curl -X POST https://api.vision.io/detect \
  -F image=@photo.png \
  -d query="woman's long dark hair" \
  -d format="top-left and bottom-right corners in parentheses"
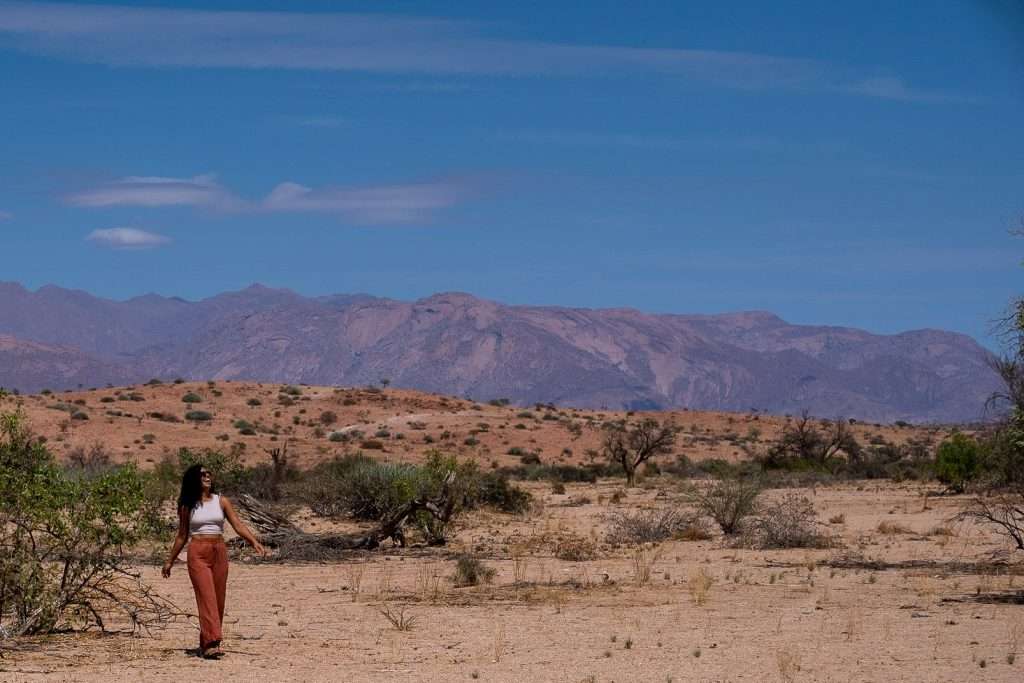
top-left (178, 463), bottom-right (216, 511)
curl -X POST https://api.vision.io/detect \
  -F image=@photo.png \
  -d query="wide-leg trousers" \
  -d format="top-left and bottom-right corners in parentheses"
top-left (187, 537), bottom-right (229, 651)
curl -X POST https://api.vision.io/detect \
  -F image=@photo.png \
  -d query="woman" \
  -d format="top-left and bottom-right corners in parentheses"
top-left (162, 464), bottom-right (267, 659)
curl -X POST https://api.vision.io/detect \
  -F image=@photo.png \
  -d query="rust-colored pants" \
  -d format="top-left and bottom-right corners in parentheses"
top-left (187, 537), bottom-right (229, 651)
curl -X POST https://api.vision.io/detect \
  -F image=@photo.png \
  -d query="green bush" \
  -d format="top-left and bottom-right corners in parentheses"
top-left (181, 392), bottom-right (202, 404)
top-left (0, 412), bottom-right (165, 635)
top-left (185, 410), bottom-right (213, 422)
top-left (936, 433), bottom-right (981, 493)
top-left (297, 452), bottom-right (531, 542)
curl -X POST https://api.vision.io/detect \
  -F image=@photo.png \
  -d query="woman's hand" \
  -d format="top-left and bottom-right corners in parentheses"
top-left (162, 561), bottom-right (173, 578)
top-left (252, 540), bottom-right (269, 557)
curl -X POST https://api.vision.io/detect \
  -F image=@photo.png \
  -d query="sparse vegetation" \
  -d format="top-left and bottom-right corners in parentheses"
top-left (689, 477), bottom-right (761, 535)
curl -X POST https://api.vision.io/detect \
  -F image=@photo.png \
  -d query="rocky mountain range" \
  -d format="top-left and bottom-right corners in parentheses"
top-left (0, 281), bottom-right (1001, 423)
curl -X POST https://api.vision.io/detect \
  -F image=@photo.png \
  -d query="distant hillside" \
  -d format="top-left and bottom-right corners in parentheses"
top-left (0, 282), bottom-right (1001, 422)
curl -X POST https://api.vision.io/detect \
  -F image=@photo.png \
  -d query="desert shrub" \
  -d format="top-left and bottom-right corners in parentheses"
top-left (935, 433), bottom-right (981, 493)
top-left (66, 442), bottom-right (113, 475)
top-left (299, 454), bottom-right (419, 520)
top-left (71, 411), bottom-right (89, 421)
top-left (185, 410), bottom-right (213, 422)
top-left (689, 478), bottom-right (762, 535)
top-left (298, 452), bottom-right (530, 542)
top-left (319, 411), bottom-right (338, 426)
top-left (477, 472), bottom-right (532, 514)
top-left (281, 385), bottom-right (302, 396)
top-left (235, 452), bottom-right (301, 502)
top-left (247, 398), bottom-right (262, 407)
top-left (551, 481), bottom-right (566, 494)
top-left (501, 463), bottom-right (602, 483)
top-left (328, 431), bottom-right (347, 443)
top-left (361, 439), bottom-right (385, 450)
top-left (605, 508), bottom-right (712, 545)
top-left (554, 536), bottom-right (598, 561)
top-left (0, 412), bottom-right (171, 636)
top-left (451, 555), bottom-right (496, 586)
top-left (743, 493), bottom-right (828, 549)
top-left (181, 392), bottom-right (202, 404)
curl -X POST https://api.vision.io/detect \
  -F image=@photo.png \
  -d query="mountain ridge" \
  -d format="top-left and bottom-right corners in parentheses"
top-left (0, 282), bottom-right (1000, 423)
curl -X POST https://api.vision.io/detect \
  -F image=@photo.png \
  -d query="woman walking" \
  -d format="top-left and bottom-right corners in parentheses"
top-left (162, 464), bottom-right (267, 659)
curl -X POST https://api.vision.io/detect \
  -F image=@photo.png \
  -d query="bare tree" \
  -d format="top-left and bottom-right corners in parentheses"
top-left (771, 411), bottom-right (860, 466)
top-left (603, 418), bottom-right (676, 486)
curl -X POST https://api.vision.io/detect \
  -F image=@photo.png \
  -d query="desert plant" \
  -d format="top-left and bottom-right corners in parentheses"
top-left (604, 508), bottom-right (710, 545)
top-left (602, 419), bottom-right (676, 486)
top-left (687, 566), bottom-right (714, 606)
top-left (181, 392), bottom-right (202, 404)
top-left (0, 412), bottom-right (175, 637)
top-left (66, 442), bottom-right (113, 475)
top-left (378, 603), bottom-right (416, 631)
top-left (935, 432), bottom-right (981, 493)
top-left (744, 493), bottom-right (828, 549)
top-left (689, 478), bottom-right (761, 535)
top-left (452, 555), bottom-right (496, 586)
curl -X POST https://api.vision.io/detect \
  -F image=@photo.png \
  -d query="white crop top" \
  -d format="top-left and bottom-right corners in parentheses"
top-left (189, 495), bottom-right (225, 536)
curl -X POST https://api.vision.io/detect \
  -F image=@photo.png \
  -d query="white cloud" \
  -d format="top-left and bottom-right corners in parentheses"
top-left (838, 77), bottom-right (980, 104)
top-left (68, 174), bottom-right (239, 210)
top-left (0, 2), bottom-right (967, 101)
top-left (262, 181), bottom-right (463, 223)
top-left (69, 174), bottom-right (465, 224)
top-left (87, 227), bottom-right (171, 249)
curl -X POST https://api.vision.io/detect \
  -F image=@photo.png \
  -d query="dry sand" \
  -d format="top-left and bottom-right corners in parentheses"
top-left (3, 481), bottom-right (1022, 682)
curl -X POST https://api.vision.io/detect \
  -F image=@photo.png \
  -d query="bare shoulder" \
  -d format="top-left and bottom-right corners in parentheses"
top-left (219, 494), bottom-right (233, 509)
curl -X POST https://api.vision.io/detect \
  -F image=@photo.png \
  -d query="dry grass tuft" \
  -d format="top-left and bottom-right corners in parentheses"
top-left (346, 563), bottom-right (365, 602)
top-left (688, 566), bottom-right (714, 606)
top-left (877, 521), bottom-right (913, 535)
top-left (632, 546), bottom-right (663, 586)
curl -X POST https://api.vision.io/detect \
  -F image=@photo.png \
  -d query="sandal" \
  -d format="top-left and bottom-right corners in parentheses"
top-left (202, 646), bottom-right (225, 659)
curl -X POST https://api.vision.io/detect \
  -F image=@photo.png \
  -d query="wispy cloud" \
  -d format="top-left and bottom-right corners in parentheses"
top-left (87, 227), bottom-right (171, 249)
top-left (68, 174), bottom-right (239, 210)
top-left (0, 210), bottom-right (11, 221)
top-left (68, 174), bottom-right (465, 224)
top-left (0, 2), bottom-right (966, 102)
top-left (262, 181), bottom-right (463, 224)
top-left (838, 77), bottom-right (981, 104)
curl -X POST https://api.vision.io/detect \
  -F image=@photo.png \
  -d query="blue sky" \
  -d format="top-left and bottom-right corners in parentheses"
top-left (0, 1), bottom-right (1021, 346)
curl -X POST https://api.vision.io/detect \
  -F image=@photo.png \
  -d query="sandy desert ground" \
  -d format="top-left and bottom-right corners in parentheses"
top-left (1, 384), bottom-right (1019, 682)
top-left (3, 481), bottom-right (1023, 682)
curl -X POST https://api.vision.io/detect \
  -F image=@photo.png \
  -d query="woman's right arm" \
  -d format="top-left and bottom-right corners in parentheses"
top-left (162, 506), bottom-right (190, 578)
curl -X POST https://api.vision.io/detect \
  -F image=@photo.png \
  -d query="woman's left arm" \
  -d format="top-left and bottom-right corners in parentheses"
top-left (221, 496), bottom-right (268, 557)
